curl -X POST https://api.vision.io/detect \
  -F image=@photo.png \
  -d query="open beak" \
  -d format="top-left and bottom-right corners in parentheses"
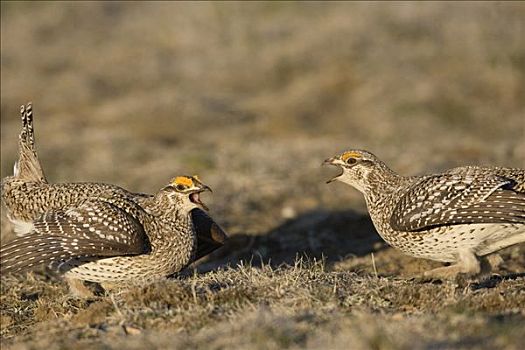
top-left (323, 157), bottom-right (344, 184)
top-left (189, 185), bottom-right (212, 211)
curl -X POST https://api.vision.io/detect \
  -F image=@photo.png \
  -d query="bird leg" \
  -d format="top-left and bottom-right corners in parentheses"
top-left (100, 281), bottom-right (120, 293)
top-left (423, 249), bottom-right (480, 280)
top-left (65, 277), bottom-right (95, 298)
top-left (479, 253), bottom-right (504, 275)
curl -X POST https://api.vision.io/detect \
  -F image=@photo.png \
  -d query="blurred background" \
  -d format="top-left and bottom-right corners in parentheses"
top-left (1, 2), bottom-right (524, 269)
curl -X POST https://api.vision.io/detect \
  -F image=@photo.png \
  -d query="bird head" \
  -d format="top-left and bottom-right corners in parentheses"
top-left (323, 149), bottom-right (382, 193)
top-left (160, 175), bottom-right (212, 211)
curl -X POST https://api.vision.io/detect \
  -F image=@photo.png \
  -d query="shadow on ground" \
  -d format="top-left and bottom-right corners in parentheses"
top-left (470, 273), bottom-right (525, 290)
top-left (195, 209), bottom-right (386, 272)
top-left (193, 210), bottom-right (525, 283)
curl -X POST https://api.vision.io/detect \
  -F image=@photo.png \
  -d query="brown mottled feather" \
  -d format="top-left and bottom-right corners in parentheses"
top-left (390, 171), bottom-right (525, 232)
top-left (0, 200), bottom-right (151, 274)
top-left (33, 200), bottom-right (150, 250)
top-left (0, 234), bottom-right (140, 274)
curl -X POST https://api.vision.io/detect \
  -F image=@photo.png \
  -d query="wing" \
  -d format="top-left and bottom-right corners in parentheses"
top-left (390, 171), bottom-right (525, 232)
top-left (0, 200), bottom-right (150, 274)
top-left (480, 167), bottom-right (525, 193)
top-left (191, 208), bottom-right (228, 261)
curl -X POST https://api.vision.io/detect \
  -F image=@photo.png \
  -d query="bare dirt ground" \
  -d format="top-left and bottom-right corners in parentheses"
top-left (1, 2), bottom-right (524, 349)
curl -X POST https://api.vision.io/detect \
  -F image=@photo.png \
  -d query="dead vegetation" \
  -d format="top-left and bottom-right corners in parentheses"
top-left (1, 258), bottom-right (524, 349)
top-left (1, 2), bottom-right (524, 349)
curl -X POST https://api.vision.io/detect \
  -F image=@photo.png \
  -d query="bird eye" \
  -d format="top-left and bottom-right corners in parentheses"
top-left (175, 184), bottom-right (187, 191)
top-left (346, 157), bottom-right (357, 165)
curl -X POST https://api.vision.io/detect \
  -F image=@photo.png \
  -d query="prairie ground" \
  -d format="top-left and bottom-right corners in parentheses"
top-left (1, 2), bottom-right (524, 349)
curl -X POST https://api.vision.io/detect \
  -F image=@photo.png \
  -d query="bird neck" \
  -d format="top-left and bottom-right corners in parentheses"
top-left (140, 194), bottom-right (195, 262)
top-left (141, 194), bottom-right (187, 220)
top-left (362, 163), bottom-right (405, 206)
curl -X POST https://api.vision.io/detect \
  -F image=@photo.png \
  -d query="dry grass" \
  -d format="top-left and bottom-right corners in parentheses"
top-left (2, 260), bottom-right (525, 350)
top-left (1, 2), bottom-right (524, 349)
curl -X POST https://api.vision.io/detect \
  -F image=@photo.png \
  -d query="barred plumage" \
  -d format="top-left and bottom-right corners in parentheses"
top-left (13, 102), bottom-right (46, 183)
top-left (325, 149), bottom-right (525, 279)
top-left (390, 172), bottom-right (525, 231)
top-left (1, 103), bottom-right (227, 295)
top-left (0, 234), bottom-right (135, 274)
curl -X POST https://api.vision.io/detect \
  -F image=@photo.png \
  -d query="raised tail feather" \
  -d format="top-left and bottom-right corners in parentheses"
top-left (14, 102), bottom-right (46, 183)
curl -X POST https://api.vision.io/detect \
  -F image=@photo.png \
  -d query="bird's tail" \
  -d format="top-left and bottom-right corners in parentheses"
top-left (13, 102), bottom-right (47, 183)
